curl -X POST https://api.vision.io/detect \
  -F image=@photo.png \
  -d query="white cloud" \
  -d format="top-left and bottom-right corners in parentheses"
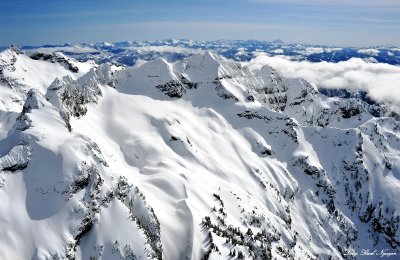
top-left (31, 46), bottom-right (98, 54)
top-left (271, 49), bottom-right (284, 54)
top-left (302, 47), bottom-right (324, 55)
top-left (357, 49), bottom-right (380, 56)
top-left (129, 46), bottom-right (204, 55)
top-left (249, 55), bottom-right (400, 104)
top-left (235, 47), bottom-right (247, 56)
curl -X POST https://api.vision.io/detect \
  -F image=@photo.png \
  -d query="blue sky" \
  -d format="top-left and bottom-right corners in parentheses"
top-left (1, 0), bottom-right (399, 47)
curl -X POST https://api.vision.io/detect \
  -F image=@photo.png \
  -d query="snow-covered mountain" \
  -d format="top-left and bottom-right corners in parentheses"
top-left (0, 47), bottom-right (399, 259)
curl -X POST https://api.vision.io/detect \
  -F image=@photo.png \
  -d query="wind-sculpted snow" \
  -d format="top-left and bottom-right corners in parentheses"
top-left (0, 48), bottom-right (399, 259)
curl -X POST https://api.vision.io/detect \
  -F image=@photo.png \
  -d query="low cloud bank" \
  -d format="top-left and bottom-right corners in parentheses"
top-left (130, 46), bottom-right (204, 55)
top-left (249, 55), bottom-right (400, 105)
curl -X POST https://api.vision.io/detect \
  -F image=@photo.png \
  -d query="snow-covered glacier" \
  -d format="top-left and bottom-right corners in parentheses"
top-left (0, 47), bottom-right (399, 259)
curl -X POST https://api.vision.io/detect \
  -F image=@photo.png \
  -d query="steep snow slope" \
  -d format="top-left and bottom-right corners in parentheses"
top-left (0, 50), bottom-right (399, 259)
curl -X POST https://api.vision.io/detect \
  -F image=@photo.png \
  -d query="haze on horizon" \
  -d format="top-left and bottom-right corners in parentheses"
top-left (1, 0), bottom-right (399, 47)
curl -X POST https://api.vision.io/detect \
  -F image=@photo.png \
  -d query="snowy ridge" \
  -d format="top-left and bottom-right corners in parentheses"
top-left (1, 81), bottom-right (162, 259)
top-left (0, 49), bottom-right (399, 259)
top-left (0, 48), bottom-right (92, 112)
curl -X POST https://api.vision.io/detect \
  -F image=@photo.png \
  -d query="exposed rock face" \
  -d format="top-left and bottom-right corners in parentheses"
top-left (30, 51), bottom-right (79, 73)
top-left (155, 75), bottom-right (197, 98)
top-left (45, 66), bottom-right (105, 130)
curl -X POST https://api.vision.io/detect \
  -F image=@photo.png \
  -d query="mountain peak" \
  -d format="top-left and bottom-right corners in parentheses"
top-left (272, 39), bottom-right (285, 45)
top-left (0, 47), bottom-right (19, 66)
top-left (22, 89), bottom-right (46, 112)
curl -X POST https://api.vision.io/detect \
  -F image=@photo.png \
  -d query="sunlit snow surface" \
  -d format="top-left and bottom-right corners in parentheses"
top-left (0, 46), bottom-right (399, 259)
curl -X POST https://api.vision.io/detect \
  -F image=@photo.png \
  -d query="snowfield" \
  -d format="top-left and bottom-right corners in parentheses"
top-left (0, 47), bottom-right (399, 259)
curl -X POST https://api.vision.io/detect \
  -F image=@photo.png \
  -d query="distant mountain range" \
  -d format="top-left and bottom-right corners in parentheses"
top-left (3, 39), bottom-right (399, 66)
